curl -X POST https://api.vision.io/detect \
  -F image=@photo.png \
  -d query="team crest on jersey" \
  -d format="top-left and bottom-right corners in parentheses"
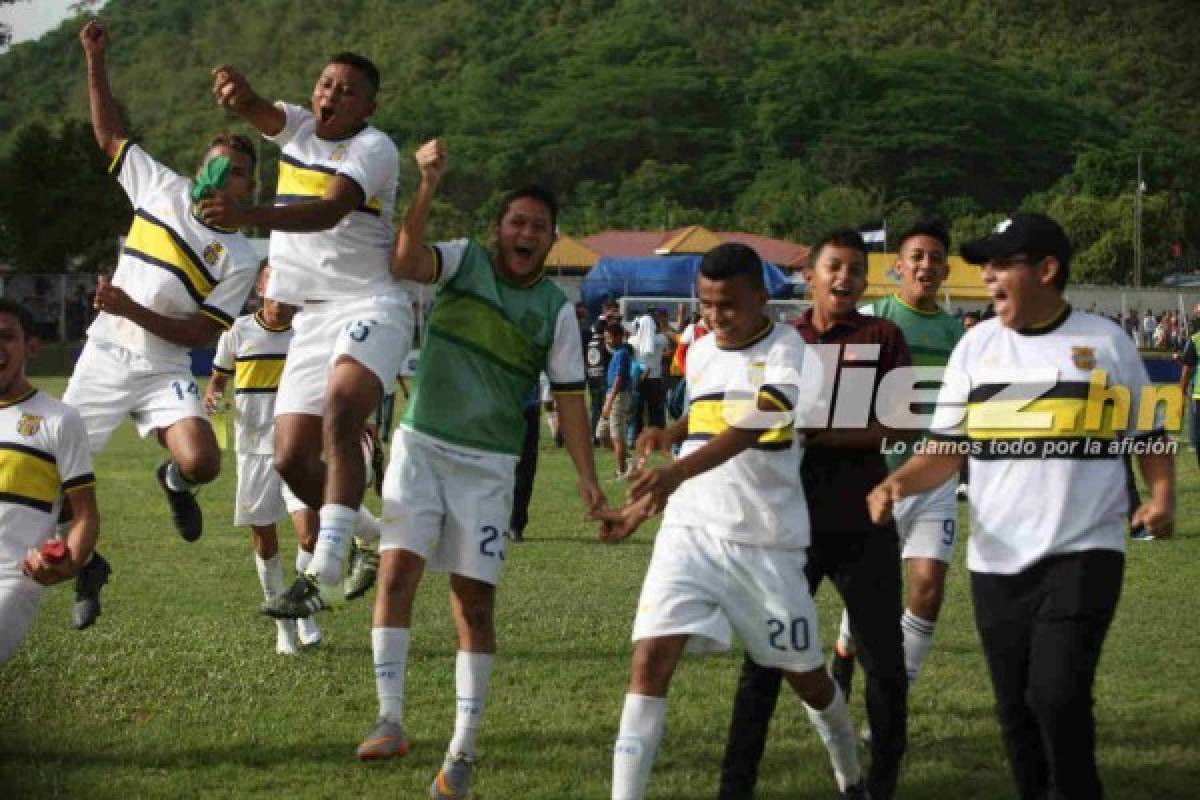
top-left (16, 413), bottom-right (42, 436)
top-left (330, 144), bottom-right (348, 162)
top-left (203, 241), bottom-right (225, 266)
top-left (1071, 346), bottom-right (1097, 370)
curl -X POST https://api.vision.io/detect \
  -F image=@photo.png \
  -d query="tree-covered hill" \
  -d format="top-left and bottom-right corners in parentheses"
top-left (1, 0), bottom-right (1197, 282)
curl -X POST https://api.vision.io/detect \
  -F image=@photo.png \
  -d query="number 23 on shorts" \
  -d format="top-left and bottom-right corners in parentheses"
top-left (480, 525), bottom-right (506, 560)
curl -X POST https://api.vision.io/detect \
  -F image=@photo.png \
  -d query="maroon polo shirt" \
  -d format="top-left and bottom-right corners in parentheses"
top-left (793, 308), bottom-right (911, 535)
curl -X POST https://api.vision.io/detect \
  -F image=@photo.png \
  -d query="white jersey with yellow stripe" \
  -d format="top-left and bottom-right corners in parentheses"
top-left (87, 141), bottom-right (259, 369)
top-left (663, 322), bottom-right (815, 549)
top-left (0, 389), bottom-right (95, 577)
top-left (263, 102), bottom-right (408, 304)
top-left (212, 312), bottom-right (293, 455)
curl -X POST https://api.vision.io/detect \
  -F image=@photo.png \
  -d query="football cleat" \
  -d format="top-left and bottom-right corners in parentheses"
top-left (355, 717), bottom-right (410, 761)
top-left (72, 552), bottom-right (111, 630)
top-left (344, 544), bottom-right (379, 601)
top-left (155, 461), bottom-right (203, 542)
top-left (261, 574), bottom-right (328, 619)
top-left (430, 752), bottom-right (474, 799)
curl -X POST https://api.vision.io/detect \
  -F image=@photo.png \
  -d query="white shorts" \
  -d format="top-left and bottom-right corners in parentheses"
top-left (234, 453), bottom-right (286, 526)
top-left (632, 525), bottom-right (825, 673)
top-left (63, 340), bottom-right (207, 453)
top-left (894, 479), bottom-right (958, 562)
top-left (380, 427), bottom-right (516, 586)
top-left (275, 295), bottom-right (413, 417)
top-left (0, 572), bottom-right (42, 665)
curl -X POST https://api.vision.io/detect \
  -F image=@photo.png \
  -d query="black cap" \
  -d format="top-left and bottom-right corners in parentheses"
top-left (960, 212), bottom-right (1071, 266)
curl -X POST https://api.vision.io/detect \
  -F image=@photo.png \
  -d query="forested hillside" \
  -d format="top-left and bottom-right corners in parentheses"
top-left (1, 0), bottom-right (1197, 282)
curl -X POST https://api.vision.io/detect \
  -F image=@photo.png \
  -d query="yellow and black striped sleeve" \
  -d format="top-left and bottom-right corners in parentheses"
top-left (63, 473), bottom-right (97, 493)
top-left (108, 139), bottom-right (133, 176)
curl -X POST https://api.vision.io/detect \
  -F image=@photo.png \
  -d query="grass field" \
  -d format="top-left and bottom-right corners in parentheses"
top-left (2, 376), bottom-right (1200, 799)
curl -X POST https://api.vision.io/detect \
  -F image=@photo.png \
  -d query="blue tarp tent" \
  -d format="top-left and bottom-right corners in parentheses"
top-left (580, 255), bottom-right (799, 315)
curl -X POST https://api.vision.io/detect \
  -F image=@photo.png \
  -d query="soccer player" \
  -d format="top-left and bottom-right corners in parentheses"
top-left (208, 53), bottom-right (408, 610)
top-left (0, 300), bottom-right (98, 664)
top-left (600, 243), bottom-right (867, 800)
top-left (204, 265), bottom-right (322, 654)
top-left (831, 219), bottom-right (964, 696)
top-left (353, 141), bottom-right (606, 799)
top-left (68, 20), bottom-right (259, 628)
top-left (718, 231), bottom-right (910, 800)
top-left (868, 212), bottom-right (1175, 800)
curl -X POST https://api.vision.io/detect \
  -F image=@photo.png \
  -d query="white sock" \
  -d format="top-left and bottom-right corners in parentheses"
top-left (612, 693), bottom-right (667, 800)
top-left (275, 619), bottom-right (298, 655)
top-left (447, 651), bottom-right (494, 758)
top-left (901, 609), bottom-right (937, 685)
top-left (804, 683), bottom-right (862, 792)
top-left (373, 627), bottom-right (410, 724)
top-left (308, 504), bottom-right (357, 585)
top-left (355, 506), bottom-right (382, 546)
top-left (836, 609), bottom-right (856, 657)
top-left (254, 553), bottom-right (285, 603)
top-left (164, 461), bottom-right (193, 491)
top-left (295, 547), bottom-right (314, 576)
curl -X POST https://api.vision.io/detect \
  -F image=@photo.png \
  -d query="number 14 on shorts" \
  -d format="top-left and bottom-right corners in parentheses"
top-left (172, 380), bottom-right (199, 401)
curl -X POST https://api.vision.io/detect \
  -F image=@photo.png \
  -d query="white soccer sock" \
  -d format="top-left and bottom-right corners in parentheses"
top-left (446, 651), bottom-right (494, 758)
top-left (901, 609), bottom-right (937, 685)
top-left (164, 461), bottom-right (194, 491)
top-left (254, 553), bottom-right (285, 603)
top-left (373, 627), bottom-right (411, 724)
top-left (612, 693), bottom-right (667, 800)
top-left (355, 506), bottom-right (382, 546)
top-left (307, 504), bottom-right (357, 585)
top-left (804, 684), bottom-right (862, 792)
top-left (836, 609), bottom-right (856, 657)
top-left (295, 546), bottom-right (313, 576)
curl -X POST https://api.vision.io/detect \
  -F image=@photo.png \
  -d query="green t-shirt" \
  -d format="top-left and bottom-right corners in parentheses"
top-left (401, 238), bottom-right (585, 456)
top-left (867, 294), bottom-right (964, 469)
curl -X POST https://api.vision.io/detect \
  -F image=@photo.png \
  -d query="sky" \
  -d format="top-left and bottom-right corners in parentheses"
top-left (0, 0), bottom-right (108, 54)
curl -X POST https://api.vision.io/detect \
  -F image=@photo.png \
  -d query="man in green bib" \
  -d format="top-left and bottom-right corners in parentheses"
top-left (832, 220), bottom-right (965, 698)
top-left (356, 139), bottom-right (607, 799)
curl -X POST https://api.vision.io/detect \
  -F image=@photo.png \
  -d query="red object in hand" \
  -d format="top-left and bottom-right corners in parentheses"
top-left (40, 539), bottom-right (67, 564)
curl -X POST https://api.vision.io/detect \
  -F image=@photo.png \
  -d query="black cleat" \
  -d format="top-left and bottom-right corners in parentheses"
top-left (831, 649), bottom-right (856, 701)
top-left (156, 461), bottom-right (202, 542)
top-left (73, 552), bottom-right (111, 630)
top-left (262, 574), bottom-right (329, 619)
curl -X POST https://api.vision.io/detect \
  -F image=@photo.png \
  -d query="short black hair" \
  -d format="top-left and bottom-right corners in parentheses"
top-left (330, 52), bottom-right (380, 97)
top-left (806, 229), bottom-right (867, 270)
top-left (699, 242), bottom-right (764, 289)
top-left (897, 218), bottom-right (950, 253)
top-left (496, 184), bottom-right (558, 231)
top-left (0, 297), bottom-right (35, 338)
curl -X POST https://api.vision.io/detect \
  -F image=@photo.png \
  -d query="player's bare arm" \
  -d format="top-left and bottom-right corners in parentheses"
top-left (1132, 450), bottom-right (1176, 538)
top-left (633, 418), bottom-right (687, 471)
top-left (80, 20), bottom-right (126, 160)
top-left (23, 486), bottom-right (99, 585)
top-left (211, 65), bottom-right (285, 136)
top-left (198, 174), bottom-right (362, 233)
top-left (554, 391), bottom-right (607, 515)
top-left (629, 424), bottom-right (762, 515)
top-left (390, 138), bottom-right (447, 283)
top-left (867, 449), bottom-right (964, 524)
top-left (94, 275), bottom-right (224, 348)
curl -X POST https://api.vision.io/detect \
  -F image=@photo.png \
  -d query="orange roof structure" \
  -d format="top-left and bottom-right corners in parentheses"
top-left (544, 235), bottom-right (599, 274)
